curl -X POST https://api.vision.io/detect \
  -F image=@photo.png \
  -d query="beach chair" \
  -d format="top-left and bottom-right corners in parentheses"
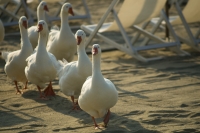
top-left (171, 0), bottom-right (200, 51)
top-left (152, 0), bottom-right (200, 52)
top-left (81, 0), bottom-right (189, 62)
top-left (0, 0), bottom-right (34, 27)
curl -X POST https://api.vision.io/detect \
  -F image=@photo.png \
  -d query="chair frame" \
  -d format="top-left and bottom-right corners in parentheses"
top-left (173, 0), bottom-right (200, 51)
top-left (81, 0), bottom-right (189, 62)
top-left (0, 0), bottom-right (34, 27)
top-left (151, 0), bottom-right (200, 52)
top-left (1, 0), bottom-right (92, 28)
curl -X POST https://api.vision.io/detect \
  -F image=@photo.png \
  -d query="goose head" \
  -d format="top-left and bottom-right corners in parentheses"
top-left (38, 1), bottom-right (49, 12)
top-left (92, 44), bottom-right (101, 56)
top-left (19, 16), bottom-right (28, 29)
top-left (36, 20), bottom-right (48, 33)
top-left (61, 3), bottom-right (74, 16)
top-left (75, 30), bottom-right (86, 46)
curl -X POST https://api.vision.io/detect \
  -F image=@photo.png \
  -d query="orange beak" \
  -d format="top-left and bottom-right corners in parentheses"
top-left (22, 20), bottom-right (27, 29)
top-left (68, 7), bottom-right (74, 16)
top-left (37, 24), bottom-right (43, 32)
top-left (44, 5), bottom-right (49, 12)
top-left (77, 36), bottom-right (82, 45)
top-left (92, 47), bottom-right (98, 55)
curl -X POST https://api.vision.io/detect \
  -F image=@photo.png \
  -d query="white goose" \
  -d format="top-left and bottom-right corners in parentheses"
top-left (0, 16), bottom-right (33, 94)
top-left (0, 19), bottom-right (4, 43)
top-left (28, 1), bottom-right (48, 49)
top-left (25, 20), bottom-right (59, 98)
top-left (46, 3), bottom-right (76, 62)
top-left (58, 30), bottom-right (92, 109)
top-left (78, 44), bottom-right (118, 129)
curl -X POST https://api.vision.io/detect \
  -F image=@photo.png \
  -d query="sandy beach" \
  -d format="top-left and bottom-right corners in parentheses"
top-left (0, 0), bottom-right (200, 132)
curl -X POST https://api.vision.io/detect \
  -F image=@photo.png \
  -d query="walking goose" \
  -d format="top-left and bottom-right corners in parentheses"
top-left (58, 30), bottom-right (92, 109)
top-left (78, 44), bottom-right (118, 129)
top-left (1, 16), bottom-right (33, 94)
top-left (25, 20), bottom-right (59, 98)
top-left (28, 1), bottom-right (49, 49)
top-left (46, 3), bottom-right (76, 62)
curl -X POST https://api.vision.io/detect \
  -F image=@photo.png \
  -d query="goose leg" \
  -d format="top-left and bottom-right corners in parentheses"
top-left (43, 81), bottom-right (55, 97)
top-left (103, 109), bottom-right (111, 127)
top-left (14, 81), bottom-right (22, 94)
top-left (23, 81), bottom-right (28, 90)
top-left (71, 96), bottom-right (81, 110)
top-left (91, 116), bottom-right (99, 129)
top-left (75, 101), bottom-right (82, 110)
top-left (37, 85), bottom-right (45, 99)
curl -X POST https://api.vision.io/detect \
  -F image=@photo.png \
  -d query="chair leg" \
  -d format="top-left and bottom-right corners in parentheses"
top-left (161, 9), bottom-right (190, 56)
top-left (174, 1), bottom-right (198, 46)
top-left (132, 53), bottom-right (163, 62)
top-left (140, 17), bottom-right (164, 46)
top-left (84, 0), bottom-right (119, 47)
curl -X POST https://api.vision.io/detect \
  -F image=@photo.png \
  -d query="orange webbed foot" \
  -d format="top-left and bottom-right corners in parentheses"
top-left (44, 82), bottom-right (55, 97)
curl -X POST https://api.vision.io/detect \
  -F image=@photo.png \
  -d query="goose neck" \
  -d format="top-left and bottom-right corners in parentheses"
top-left (19, 26), bottom-right (30, 47)
top-left (38, 32), bottom-right (47, 50)
top-left (37, 9), bottom-right (45, 21)
top-left (77, 45), bottom-right (87, 67)
top-left (36, 32), bottom-right (48, 61)
top-left (92, 54), bottom-right (104, 81)
top-left (60, 12), bottom-right (70, 32)
top-left (77, 44), bottom-right (86, 54)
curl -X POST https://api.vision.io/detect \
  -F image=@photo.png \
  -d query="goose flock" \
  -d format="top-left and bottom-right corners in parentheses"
top-left (0, 1), bottom-right (118, 129)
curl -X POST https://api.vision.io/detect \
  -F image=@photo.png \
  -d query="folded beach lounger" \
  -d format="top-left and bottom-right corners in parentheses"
top-left (81, 0), bottom-right (189, 62)
top-left (152, 0), bottom-right (200, 52)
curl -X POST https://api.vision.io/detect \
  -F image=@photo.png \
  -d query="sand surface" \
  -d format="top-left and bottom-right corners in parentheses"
top-left (0, 0), bottom-right (200, 132)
